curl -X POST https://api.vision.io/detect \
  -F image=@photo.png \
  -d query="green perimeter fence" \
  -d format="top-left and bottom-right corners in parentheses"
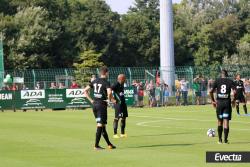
top-left (1, 66), bottom-right (250, 109)
top-left (3, 66), bottom-right (250, 89)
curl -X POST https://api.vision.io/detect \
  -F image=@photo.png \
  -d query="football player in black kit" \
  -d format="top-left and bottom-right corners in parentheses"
top-left (84, 67), bottom-right (116, 150)
top-left (209, 70), bottom-right (236, 144)
top-left (234, 74), bottom-right (248, 115)
top-left (112, 74), bottom-right (128, 139)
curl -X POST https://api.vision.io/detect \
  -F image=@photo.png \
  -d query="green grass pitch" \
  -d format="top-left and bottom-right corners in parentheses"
top-left (1, 105), bottom-right (250, 167)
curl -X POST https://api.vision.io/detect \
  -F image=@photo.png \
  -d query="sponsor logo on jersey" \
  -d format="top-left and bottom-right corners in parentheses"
top-left (218, 94), bottom-right (229, 98)
top-left (94, 93), bottom-right (102, 98)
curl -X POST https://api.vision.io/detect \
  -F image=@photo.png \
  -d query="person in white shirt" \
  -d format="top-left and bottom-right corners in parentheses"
top-left (180, 78), bottom-right (188, 106)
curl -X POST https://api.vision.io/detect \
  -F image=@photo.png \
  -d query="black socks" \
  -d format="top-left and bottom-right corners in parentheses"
top-left (113, 119), bottom-right (118, 135)
top-left (121, 119), bottom-right (126, 134)
top-left (95, 127), bottom-right (103, 147)
top-left (224, 128), bottom-right (229, 142)
top-left (114, 119), bottom-right (126, 135)
top-left (218, 126), bottom-right (223, 141)
top-left (236, 102), bottom-right (240, 114)
top-left (243, 104), bottom-right (248, 114)
top-left (102, 126), bottom-right (112, 145)
top-left (237, 103), bottom-right (248, 115)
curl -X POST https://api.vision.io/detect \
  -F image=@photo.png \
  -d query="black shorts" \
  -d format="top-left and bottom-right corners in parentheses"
top-left (93, 101), bottom-right (107, 124)
top-left (216, 100), bottom-right (232, 120)
top-left (114, 103), bottom-right (128, 119)
top-left (235, 94), bottom-right (246, 103)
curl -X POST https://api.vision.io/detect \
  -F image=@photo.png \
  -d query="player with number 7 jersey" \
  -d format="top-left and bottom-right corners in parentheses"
top-left (210, 70), bottom-right (236, 144)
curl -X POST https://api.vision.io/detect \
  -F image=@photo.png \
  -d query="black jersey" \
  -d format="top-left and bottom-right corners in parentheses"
top-left (234, 80), bottom-right (245, 96)
top-left (212, 78), bottom-right (235, 100)
top-left (111, 82), bottom-right (126, 104)
top-left (90, 78), bottom-right (110, 102)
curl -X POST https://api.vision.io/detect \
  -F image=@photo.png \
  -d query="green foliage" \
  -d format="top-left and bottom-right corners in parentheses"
top-left (193, 15), bottom-right (243, 66)
top-left (73, 49), bottom-right (104, 86)
top-left (0, 0), bottom-right (249, 69)
top-left (73, 49), bottom-right (104, 69)
top-left (224, 33), bottom-right (250, 66)
top-left (119, 0), bottom-right (160, 66)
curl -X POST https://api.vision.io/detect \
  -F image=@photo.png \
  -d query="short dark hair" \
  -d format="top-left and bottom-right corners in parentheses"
top-left (99, 66), bottom-right (108, 75)
top-left (221, 69), bottom-right (228, 77)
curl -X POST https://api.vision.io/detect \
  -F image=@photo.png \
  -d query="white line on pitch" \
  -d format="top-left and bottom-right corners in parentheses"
top-left (131, 114), bottom-right (250, 131)
top-left (129, 114), bottom-right (250, 125)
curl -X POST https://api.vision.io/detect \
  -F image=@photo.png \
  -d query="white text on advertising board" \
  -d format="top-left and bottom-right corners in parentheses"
top-left (66, 89), bottom-right (86, 98)
top-left (0, 93), bottom-right (12, 100)
top-left (21, 90), bottom-right (45, 99)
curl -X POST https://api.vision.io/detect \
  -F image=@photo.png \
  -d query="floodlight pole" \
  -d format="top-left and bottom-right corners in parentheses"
top-left (160, 0), bottom-right (175, 94)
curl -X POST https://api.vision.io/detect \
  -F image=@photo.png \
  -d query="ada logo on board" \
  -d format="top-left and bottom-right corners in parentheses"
top-left (66, 89), bottom-right (86, 98)
top-left (21, 90), bottom-right (45, 99)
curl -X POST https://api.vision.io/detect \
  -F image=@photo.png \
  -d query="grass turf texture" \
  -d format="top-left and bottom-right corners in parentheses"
top-left (1, 105), bottom-right (250, 167)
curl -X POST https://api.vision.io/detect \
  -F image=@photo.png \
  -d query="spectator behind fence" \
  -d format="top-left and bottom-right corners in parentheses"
top-left (208, 78), bottom-right (214, 90)
top-left (155, 83), bottom-right (161, 107)
top-left (58, 82), bottom-right (66, 89)
top-left (21, 84), bottom-right (29, 90)
top-left (3, 85), bottom-right (11, 90)
top-left (200, 76), bottom-right (208, 105)
top-left (132, 80), bottom-right (138, 107)
top-left (138, 82), bottom-right (144, 107)
top-left (145, 80), bottom-right (151, 106)
top-left (245, 78), bottom-right (250, 103)
top-left (207, 78), bottom-right (214, 103)
top-left (50, 82), bottom-right (57, 89)
top-left (11, 83), bottom-right (18, 91)
top-left (175, 79), bottom-right (181, 106)
top-left (163, 84), bottom-right (169, 106)
top-left (176, 87), bottom-right (181, 106)
top-left (149, 81), bottom-right (156, 107)
top-left (35, 82), bottom-right (43, 89)
top-left (193, 76), bottom-right (201, 105)
top-left (90, 75), bottom-right (96, 82)
top-left (70, 80), bottom-right (79, 89)
top-left (180, 78), bottom-right (188, 106)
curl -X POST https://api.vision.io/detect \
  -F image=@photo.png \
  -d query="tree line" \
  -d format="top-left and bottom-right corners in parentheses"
top-left (0, 0), bottom-right (249, 70)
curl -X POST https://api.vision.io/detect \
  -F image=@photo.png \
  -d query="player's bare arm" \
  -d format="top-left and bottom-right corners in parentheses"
top-left (107, 88), bottom-right (116, 104)
top-left (209, 89), bottom-right (217, 108)
top-left (84, 85), bottom-right (94, 104)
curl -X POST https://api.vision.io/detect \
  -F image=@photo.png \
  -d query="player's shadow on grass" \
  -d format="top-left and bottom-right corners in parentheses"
top-left (130, 132), bottom-right (195, 138)
top-left (127, 143), bottom-right (193, 149)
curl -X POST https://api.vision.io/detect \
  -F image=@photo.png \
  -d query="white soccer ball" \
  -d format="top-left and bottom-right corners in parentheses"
top-left (207, 128), bottom-right (216, 137)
